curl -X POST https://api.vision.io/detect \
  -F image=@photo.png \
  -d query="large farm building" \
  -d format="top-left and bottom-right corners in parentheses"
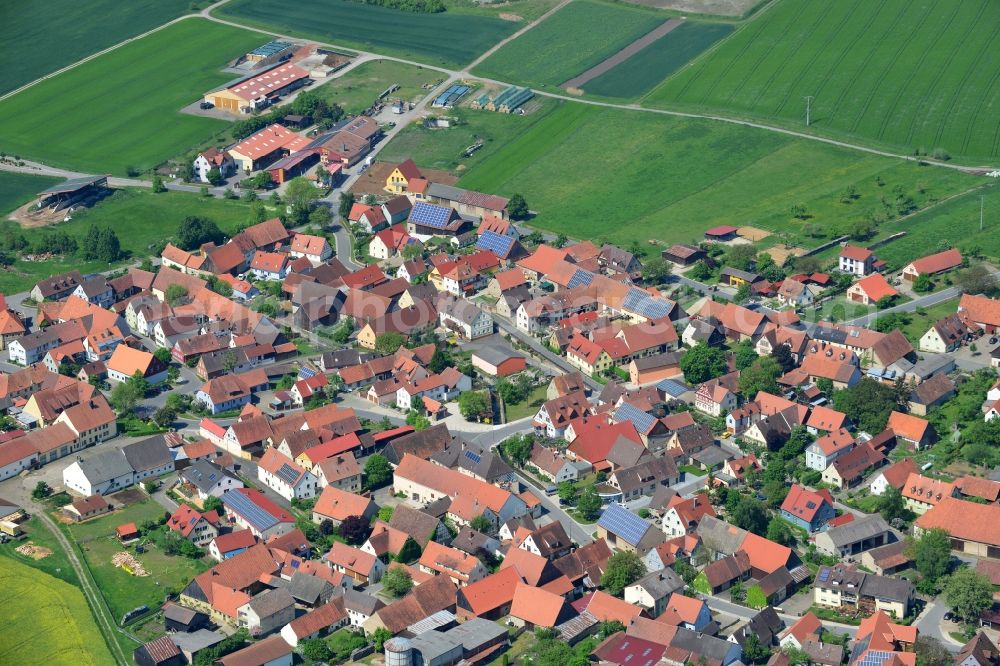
top-left (204, 61), bottom-right (310, 113)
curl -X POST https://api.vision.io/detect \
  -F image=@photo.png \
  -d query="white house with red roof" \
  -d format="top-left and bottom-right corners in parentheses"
top-left (194, 147), bottom-right (235, 183)
top-left (838, 245), bottom-right (876, 276)
top-left (257, 449), bottom-right (317, 501)
top-left (289, 233), bottom-right (332, 265)
top-left (167, 504), bottom-right (220, 546)
top-left (249, 251), bottom-right (290, 281)
top-left (694, 379), bottom-right (737, 417)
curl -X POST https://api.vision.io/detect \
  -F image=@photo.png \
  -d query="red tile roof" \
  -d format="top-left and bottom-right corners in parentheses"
top-left (840, 245), bottom-right (873, 261)
top-left (908, 248), bottom-right (962, 275)
top-left (851, 273), bottom-right (898, 302)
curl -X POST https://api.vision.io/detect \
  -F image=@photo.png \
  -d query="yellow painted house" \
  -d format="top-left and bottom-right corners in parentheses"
top-left (385, 159), bottom-right (426, 196)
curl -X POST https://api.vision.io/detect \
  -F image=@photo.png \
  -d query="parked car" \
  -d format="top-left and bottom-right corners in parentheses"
top-left (200, 101), bottom-right (214, 110)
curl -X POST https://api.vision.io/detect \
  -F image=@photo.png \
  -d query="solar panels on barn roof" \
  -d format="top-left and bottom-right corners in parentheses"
top-left (623, 288), bottom-right (672, 320)
top-left (476, 230), bottom-right (515, 258)
top-left (655, 378), bottom-right (689, 398)
top-left (597, 503), bottom-right (650, 547)
top-left (409, 203), bottom-right (455, 229)
top-left (433, 84), bottom-right (471, 108)
top-left (613, 402), bottom-right (656, 433)
top-left (222, 490), bottom-right (280, 531)
top-left (567, 268), bottom-right (594, 289)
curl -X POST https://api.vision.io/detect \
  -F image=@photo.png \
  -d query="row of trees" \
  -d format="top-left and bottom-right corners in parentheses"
top-left (229, 91), bottom-right (343, 141)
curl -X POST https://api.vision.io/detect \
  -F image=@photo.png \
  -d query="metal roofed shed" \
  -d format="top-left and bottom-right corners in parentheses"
top-left (655, 378), bottom-right (690, 398)
top-left (432, 84), bottom-right (470, 108)
top-left (36, 175), bottom-right (111, 212)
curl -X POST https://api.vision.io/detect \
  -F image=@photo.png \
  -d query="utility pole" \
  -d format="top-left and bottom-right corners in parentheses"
top-left (804, 96), bottom-right (814, 127)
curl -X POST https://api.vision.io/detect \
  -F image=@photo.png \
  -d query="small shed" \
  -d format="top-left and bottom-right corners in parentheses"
top-left (704, 225), bottom-right (738, 242)
top-left (662, 244), bottom-right (706, 266)
top-left (133, 636), bottom-right (184, 666)
top-left (163, 602), bottom-right (210, 633)
top-left (116, 522), bottom-right (139, 542)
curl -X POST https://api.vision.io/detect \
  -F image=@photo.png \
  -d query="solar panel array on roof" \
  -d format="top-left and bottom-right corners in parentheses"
top-left (858, 651), bottom-right (893, 666)
top-left (223, 490), bottom-right (279, 531)
top-left (250, 40), bottom-right (293, 57)
top-left (298, 367), bottom-right (317, 379)
top-left (655, 379), bottom-right (689, 398)
top-left (476, 230), bottom-right (515, 258)
top-left (276, 463), bottom-right (300, 485)
top-left (410, 203), bottom-right (454, 229)
top-left (817, 567), bottom-right (831, 582)
top-left (597, 503), bottom-right (650, 547)
top-left (623, 288), bottom-right (672, 320)
top-left (613, 402), bottom-right (656, 433)
top-left (464, 449), bottom-right (482, 465)
top-left (567, 269), bottom-right (594, 289)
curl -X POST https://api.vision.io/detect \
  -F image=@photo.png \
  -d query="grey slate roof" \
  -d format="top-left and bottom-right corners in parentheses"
top-left (630, 569), bottom-right (684, 599)
top-left (122, 435), bottom-right (174, 473)
top-left (287, 572), bottom-right (334, 605)
top-left (245, 587), bottom-right (294, 617)
top-left (75, 449), bottom-right (134, 485)
top-left (180, 460), bottom-right (238, 494)
top-left (820, 515), bottom-right (891, 548)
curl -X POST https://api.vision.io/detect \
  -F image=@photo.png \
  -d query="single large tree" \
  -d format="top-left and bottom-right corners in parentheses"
top-left (576, 485), bottom-right (602, 521)
top-left (739, 356), bottom-right (782, 398)
top-left (945, 568), bottom-right (993, 625)
top-left (680, 343), bottom-right (727, 384)
top-left (364, 453), bottom-right (392, 489)
top-left (339, 515), bottom-right (371, 545)
top-left (832, 378), bottom-right (897, 433)
top-left (176, 216), bottom-right (224, 250)
top-left (381, 567), bottom-right (414, 598)
top-left (600, 551), bottom-right (646, 596)
top-left (909, 528), bottom-right (953, 583)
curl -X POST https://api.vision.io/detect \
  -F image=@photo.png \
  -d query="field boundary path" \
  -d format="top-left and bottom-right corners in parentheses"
top-left (30, 504), bottom-right (132, 666)
top-left (465, 0), bottom-right (573, 70)
top-left (562, 17), bottom-right (685, 89)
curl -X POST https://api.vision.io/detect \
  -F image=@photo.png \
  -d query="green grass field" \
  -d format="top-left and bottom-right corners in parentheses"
top-left (217, 0), bottom-right (519, 67)
top-left (379, 99), bottom-right (558, 173)
top-left (0, 19), bottom-right (261, 175)
top-left (582, 21), bottom-right (733, 99)
top-left (871, 182), bottom-right (1000, 267)
top-left (0, 189), bottom-right (270, 294)
top-left (473, 0), bottom-right (666, 89)
top-left (0, 0), bottom-right (192, 96)
top-left (0, 172), bottom-right (61, 215)
top-left (0, 557), bottom-right (116, 666)
top-left (456, 103), bottom-right (975, 250)
top-left (315, 60), bottom-right (443, 115)
top-left (645, 0), bottom-right (1000, 163)
top-left (69, 500), bottom-right (209, 620)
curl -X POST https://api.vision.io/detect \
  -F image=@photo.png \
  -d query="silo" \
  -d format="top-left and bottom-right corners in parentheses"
top-left (384, 636), bottom-right (413, 666)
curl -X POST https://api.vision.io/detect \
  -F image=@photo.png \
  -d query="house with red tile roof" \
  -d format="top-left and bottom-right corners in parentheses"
top-left (839, 245), bottom-right (875, 276)
top-left (694, 379), bottom-right (737, 416)
top-left (369, 226), bottom-right (416, 260)
top-left (779, 611), bottom-right (822, 649)
top-left (577, 590), bottom-right (644, 625)
top-left (915, 497), bottom-right (1000, 558)
top-left (902, 473), bottom-right (956, 515)
top-left (868, 457), bottom-right (918, 496)
top-left (325, 542), bottom-right (385, 584)
top-left (661, 494), bottom-right (716, 538)
top-left (509, 584), bottom-right (573, 629)
top-left (780, 484), bottom-right (836, 532)
top-left (887, 411), bottom-right (934, 448)
top-left (848, 273), bottom-right (898, 305)
top-left (959, 293), bottom-right (1000, 333)
top-left (456, 567), bottom-right (521, 620)
top-left (166, 504), bottom-right (220, 546)
top-left (312, 485), bottom-right (376, 526)
top-left (418, 540), bottom-right (488, 587)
